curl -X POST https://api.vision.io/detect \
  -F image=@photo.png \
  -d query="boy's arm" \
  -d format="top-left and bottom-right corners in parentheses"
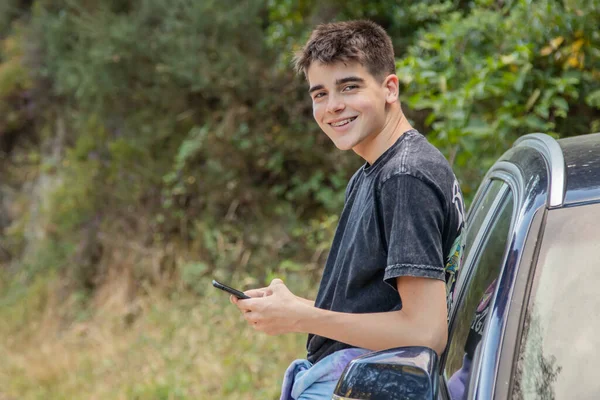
top-left (296, 296), bottom-right (316, 307)
top-left (301, 276), bottom-right (448, 355)
top-left (233, 276), bottom-right (448, 356)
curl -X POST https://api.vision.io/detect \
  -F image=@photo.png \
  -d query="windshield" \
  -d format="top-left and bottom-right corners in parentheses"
top-left (512, 202), bottom-right (600, 399)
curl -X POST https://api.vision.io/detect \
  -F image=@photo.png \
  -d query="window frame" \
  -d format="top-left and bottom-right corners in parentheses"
top-left (439, 159), bottom-right (528, 400)
top-left (439, 184), bottom-right (514, 397)
top-left (437, 142), bottom-right (554, 400)
top-left (448, 181), bottom-right (509, 322)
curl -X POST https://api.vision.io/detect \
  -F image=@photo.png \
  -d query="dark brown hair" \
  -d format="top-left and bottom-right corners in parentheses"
top-left (293, 20), bottom-right (395, 80)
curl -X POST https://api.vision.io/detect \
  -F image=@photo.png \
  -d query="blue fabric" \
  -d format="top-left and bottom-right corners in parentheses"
top-left (280, 348), bottom-right (371, 400)
top-left (447, 354), bottom-right (472, 400)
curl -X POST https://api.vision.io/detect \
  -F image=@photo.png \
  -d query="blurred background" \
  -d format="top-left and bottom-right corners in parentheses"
top-left (0, 0), bottom-right (598, 398)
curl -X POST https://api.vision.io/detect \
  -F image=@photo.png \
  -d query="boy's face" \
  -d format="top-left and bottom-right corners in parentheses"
top-left (307, 61), bottom-right (394, 153)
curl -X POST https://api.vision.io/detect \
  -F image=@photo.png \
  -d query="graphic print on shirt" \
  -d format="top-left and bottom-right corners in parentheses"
top-left (445, 178), bottom-right (466, 315)
top-left (452, 178), bottom-right (466, 229)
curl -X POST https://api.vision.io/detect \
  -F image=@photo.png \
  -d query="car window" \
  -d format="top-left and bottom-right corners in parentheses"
top-left (449, 180), bottom-right (505, 310)
top-left (462, 180), bottom-right (505, 267)
top-left (511, 203), bottom-right (600, 399)
top-left (443, 190), bottom-right (514, 400)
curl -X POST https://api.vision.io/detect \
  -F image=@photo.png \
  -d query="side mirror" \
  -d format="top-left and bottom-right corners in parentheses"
top-left (332, 346), bottom-right (439, 400)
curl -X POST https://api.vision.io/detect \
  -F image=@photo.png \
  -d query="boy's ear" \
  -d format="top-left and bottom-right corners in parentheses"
top-left (383, 74), bottom-right (400, 104)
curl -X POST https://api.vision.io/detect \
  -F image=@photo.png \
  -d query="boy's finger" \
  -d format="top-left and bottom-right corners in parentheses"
top-left (244, 288), bottom-right (272, 298)
top-left (235, 297), bottom-right (256, 312)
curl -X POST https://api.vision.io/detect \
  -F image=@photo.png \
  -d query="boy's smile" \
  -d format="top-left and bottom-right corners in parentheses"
top-left (306, 61), bottom-right (402, 164)
top-left (328, 116), bottom-right (357, 128)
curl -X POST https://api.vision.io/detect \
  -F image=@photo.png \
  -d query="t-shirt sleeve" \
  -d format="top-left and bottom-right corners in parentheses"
top-left (379, 174), bottom-right (446, 288)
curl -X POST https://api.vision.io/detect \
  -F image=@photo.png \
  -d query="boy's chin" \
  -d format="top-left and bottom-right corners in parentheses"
top-left (333, 142), bottom-right (354, 151)
top-left (330, 138), bottom-right (356, 151)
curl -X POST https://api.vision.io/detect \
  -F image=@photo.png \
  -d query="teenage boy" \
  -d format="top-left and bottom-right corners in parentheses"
top-left (232, 20), bottom-right (465, 399)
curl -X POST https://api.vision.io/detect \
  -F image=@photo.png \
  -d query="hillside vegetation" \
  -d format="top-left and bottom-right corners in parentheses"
top-left (0, 0), bottom-right (599, 398)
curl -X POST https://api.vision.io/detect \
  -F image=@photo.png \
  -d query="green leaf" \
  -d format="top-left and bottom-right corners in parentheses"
top-left (585, 90), bottom-right (600, 109)
top-left (552, 97), bottom-right (569, 118)
top-left (525, 89), bottom-right (541, 111)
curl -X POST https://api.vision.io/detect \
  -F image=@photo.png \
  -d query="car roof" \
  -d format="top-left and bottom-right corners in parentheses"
top-left (557, 133), bottom-right (600, 205)
top-left (510, 132), bottom-right (600, 208)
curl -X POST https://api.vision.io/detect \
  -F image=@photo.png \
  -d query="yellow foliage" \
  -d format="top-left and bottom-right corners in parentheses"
top-left (540, 36), bottom-right (564, 56)
top-left (564, 38), bottom-right (587, 70)
top-left (500, 54), bottom-right (517, 65)
top-left (571, 38), bottom-right (585, 52)
top-left (566, 53), bottom-right (585, 69)
top-left (539, 34), bottom-right (588, 71)
top-left (540, 46), bottom-right (553, 56)
top-left (550, 36), bottom-right (565, 49)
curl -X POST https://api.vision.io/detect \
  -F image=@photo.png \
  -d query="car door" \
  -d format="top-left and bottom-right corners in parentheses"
top-left (509, 202), bottom-right (600, 398)
top-left (438, 178), bottom-right (516, 400)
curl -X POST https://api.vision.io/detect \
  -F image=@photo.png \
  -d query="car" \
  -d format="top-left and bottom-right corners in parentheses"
top-left (332, 132), bottom-right (600, 400)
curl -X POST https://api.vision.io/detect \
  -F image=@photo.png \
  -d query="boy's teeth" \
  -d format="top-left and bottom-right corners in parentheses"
top-left (331, 117), bottom-right (355, 127)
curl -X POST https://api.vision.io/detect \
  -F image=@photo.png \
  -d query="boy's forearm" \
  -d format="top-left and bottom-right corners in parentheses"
top-left (296, 307), bottom-right (447, 356)
top-left (296, 295), bottom-right (315, 307)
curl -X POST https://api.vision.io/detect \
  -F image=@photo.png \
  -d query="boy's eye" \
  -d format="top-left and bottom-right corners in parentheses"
top-left (343, 85), bottom-right (358, 91)
top-left (313, 92), bottom-right (326, 99)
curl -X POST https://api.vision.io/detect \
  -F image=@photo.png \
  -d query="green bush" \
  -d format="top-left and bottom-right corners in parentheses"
top-left (397, 0), bottom-right (600, 196)
top-left (1, 0), bottom-right (599, 291)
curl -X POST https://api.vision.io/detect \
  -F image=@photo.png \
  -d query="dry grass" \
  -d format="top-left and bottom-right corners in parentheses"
top-left (0, 267), bottom-right (307, 399)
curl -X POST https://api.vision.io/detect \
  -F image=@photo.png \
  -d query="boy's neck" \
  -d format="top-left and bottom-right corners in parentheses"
top-left (353, 107), bottom-right (414, 165)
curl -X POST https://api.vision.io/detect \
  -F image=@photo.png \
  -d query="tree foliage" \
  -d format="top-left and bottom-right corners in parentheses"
top-left (0, 0), bottom-right (598, 294)
top-left (398, 0), bottom-right (600, 195)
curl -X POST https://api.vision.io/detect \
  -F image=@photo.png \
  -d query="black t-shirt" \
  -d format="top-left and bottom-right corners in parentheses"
top-left (306, 130), bottom-right (466, 364)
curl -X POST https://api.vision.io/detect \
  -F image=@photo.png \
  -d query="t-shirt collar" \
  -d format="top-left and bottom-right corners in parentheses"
top-left (363, 129), bottom-right (418, 175)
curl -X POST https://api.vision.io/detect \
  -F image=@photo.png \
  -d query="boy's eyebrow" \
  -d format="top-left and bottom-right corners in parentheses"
top-left (308, 76), bottom-right (365, 94)
top-left (335, 76), bottom-right (365, 86)
top-left (308, 84), bottom-right (324, 94)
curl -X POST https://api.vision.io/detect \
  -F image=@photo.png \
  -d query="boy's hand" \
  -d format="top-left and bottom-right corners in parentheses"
top-left (229, 284), bottom-right (271, 301)
top-left (231, 278), bottom-right (311, 335)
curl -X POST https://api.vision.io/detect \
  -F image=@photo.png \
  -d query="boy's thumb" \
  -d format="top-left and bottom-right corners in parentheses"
top-left (270, 278), bottom-right (284, 286)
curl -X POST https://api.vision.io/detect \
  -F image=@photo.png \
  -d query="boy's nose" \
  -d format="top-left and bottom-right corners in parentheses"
top-left (326, 95), bottom-right (345, 113)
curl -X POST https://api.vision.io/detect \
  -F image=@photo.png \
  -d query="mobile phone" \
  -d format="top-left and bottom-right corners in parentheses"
top-left (212, 279), bottom-right (250, 299)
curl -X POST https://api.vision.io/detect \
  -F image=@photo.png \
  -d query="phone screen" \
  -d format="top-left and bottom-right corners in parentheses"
top-left (212, 280), bottom-right (250, 299)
